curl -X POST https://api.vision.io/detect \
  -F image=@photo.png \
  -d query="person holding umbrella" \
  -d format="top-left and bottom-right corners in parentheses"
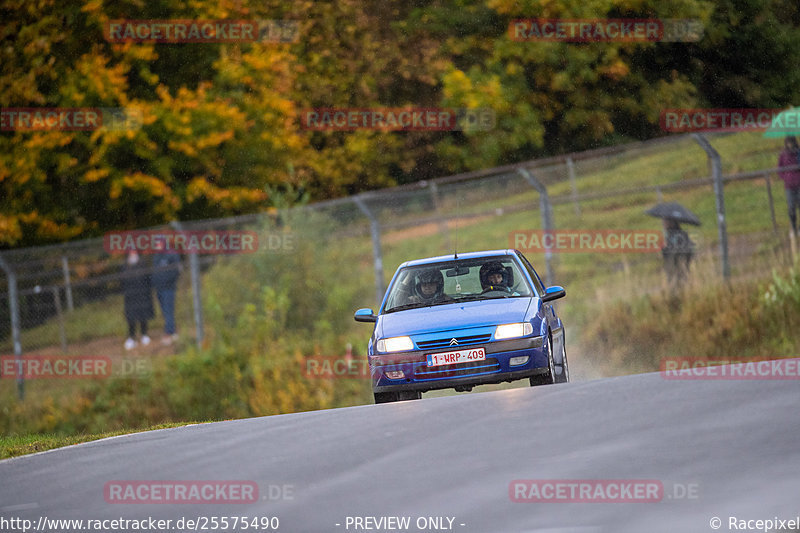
top-left (646, 202), bottom-right (700, 289)
top-left (777, 136), bottom-right (800, 237)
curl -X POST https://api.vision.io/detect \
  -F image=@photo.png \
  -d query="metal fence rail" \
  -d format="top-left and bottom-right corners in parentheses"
top-left (2, 130), bottom-right (797, 394)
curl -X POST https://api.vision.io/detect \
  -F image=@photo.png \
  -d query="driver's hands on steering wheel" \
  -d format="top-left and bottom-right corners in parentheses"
top-left (481, 285), bottom-right (512, 294)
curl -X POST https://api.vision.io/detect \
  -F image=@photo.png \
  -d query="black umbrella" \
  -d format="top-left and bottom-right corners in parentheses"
top-left (645, 202), bottom-right (701, 226)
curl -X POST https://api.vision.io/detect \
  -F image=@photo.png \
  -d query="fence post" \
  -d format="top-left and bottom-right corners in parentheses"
top-left (189, 253), bottom-right (203, 348)
top-left (765, 175), bottom-right (778, 234)
top-left (353, 195), bottom-right (385, 308)
top-left (52, 286), bottom-right (67, 353)
top-left (429, 181), bottom-right (452, 250)
top-left (61, 255), bottom-right (74, 311)
top-left (692, 134), bottom-right (730, 281)
top-left (517, 167), bottom-right (556, 286)
top-left (566, 156), bottom-right (581, 217)
top-left (0, 255), bottom-right (23, 400)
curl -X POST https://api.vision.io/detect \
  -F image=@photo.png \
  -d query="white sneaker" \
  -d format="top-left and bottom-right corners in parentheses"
top-left (124, 338), bottom-right (137, 351)
top-left (140, 335), bottom-right (151, 346)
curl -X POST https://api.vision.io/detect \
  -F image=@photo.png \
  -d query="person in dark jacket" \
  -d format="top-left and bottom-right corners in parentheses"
top-left (151, 239), bottom-right (181, 344)
top-left (122, 250), bottom-right (154, 350)
top-left (662, 218), bottom-right (695, 289)
top-left (778, 136), bottom-right (800, 236)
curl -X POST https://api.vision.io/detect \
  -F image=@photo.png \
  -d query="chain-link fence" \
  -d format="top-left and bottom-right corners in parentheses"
top-left (1, 130), bottom-right (797, 372)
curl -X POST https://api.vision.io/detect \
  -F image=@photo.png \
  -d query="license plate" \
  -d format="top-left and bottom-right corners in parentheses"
top-left (426, 347), bottom-right (486, 367)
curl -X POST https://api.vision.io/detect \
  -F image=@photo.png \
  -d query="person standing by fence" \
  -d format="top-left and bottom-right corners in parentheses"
top-left (778, 136), bottom-right (800, 237)
top-left (661, 218), bottom-right (695, 289)
top-left (122, 250), bottom-right (154, 350)
top-left (151, 239), bottom-right (181, 345)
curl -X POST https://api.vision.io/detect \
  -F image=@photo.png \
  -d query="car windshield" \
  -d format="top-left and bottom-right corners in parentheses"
top-left (383, 256), bottom-right (532, 313)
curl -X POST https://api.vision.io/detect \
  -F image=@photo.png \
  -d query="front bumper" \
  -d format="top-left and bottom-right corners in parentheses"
top-left (370, 336), bottom-right (549, 393)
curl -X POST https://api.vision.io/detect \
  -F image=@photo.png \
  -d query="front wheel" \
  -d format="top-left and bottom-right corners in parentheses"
top-left (373, 390), bottom-right (422, 403)
top-left (554, 331), bottom-right (569, 384)
top-left (374, 392), bottom-right (398, 403)
top-left (529, 333), bottom-right (556, 387)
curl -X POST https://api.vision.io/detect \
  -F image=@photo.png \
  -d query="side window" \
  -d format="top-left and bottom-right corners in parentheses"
top-left (384, 269), bottom-right (413, 310)
top-left (501, 260), bottom-right (532, 295)
top-left (516, 252), bottom-right (545, 296)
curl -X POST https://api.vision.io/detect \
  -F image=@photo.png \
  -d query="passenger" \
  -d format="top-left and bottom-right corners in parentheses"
top-left (410, 269), bottom-right (448, 303)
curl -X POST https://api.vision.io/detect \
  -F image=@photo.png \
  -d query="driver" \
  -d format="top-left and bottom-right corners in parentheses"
top-left (410, 268), bottom-right (447, 303)
top-left (479, 262), bottom-right (511, 292)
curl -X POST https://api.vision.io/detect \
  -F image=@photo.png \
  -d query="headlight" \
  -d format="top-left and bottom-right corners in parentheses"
top-left (494, 322), bottom-right (533, 340)
top-left (376, 336), bottom-right (414, 353)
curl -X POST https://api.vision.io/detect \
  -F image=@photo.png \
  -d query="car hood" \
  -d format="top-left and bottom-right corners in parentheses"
top-left (378, 297), bottom-right (534, 338)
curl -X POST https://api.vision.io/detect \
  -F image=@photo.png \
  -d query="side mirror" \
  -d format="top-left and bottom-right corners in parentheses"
top-left (541, 286), bottom-right (566, 303)
top-left (354, 308), bottom-right (377, 323)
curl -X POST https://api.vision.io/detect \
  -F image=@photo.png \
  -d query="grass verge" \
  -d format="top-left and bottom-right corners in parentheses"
top-left (0, 422), bottom-right (200, 460)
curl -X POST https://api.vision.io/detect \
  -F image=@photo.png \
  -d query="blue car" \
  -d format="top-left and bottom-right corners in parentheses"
top-left (354, 249), bottom-right (568, 403)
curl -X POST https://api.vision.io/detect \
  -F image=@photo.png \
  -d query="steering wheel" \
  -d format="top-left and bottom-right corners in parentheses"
top-left (481, 285), bottom-right (512, 294)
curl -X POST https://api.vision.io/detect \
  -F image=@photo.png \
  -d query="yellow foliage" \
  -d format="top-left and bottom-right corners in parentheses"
top-left (109, 172), bottom-right (175, 201)
top-left (600, 60), bottom-right (630, 81)
top-left (83, 168), bottom-right (110, 183)
top-left (0, 215), bottom-right (23, 244)
top-left (186, 177), bottom-right (267, 208)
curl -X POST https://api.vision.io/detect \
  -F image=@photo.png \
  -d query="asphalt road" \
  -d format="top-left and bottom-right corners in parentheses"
top-left (1, 360), bottom-right (799, 533)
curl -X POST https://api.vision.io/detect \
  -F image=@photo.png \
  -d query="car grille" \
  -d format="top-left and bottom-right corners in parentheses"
top-left (416, 333), bottom-right (492, 350)
top-left (414, 358), bottom-right (500, 380)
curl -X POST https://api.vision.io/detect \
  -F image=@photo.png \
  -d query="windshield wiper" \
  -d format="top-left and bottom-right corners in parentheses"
top-left (450, 295), bottom-right (483, 303)
top-left (385, 303), bottom-right (423, 313)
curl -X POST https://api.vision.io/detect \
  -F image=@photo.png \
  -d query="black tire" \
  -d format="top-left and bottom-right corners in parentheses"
top-left (529, 332), bottom-right (556, 387)
top-left (373, 390), bottom-right (421, 403)
top-left (398, 390), bottom-right (422, 401)
top-left (554, 331), bottom-right (569, 384)
top-left (374, 392), bottom-right (399, 403)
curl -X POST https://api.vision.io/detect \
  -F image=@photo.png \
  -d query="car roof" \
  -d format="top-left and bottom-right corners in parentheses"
top-left (399, 249), bottom-right (517, 268)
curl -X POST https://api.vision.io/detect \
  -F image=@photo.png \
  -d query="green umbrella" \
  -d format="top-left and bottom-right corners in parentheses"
top-left (763, 107), bottom-right (800, 138)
